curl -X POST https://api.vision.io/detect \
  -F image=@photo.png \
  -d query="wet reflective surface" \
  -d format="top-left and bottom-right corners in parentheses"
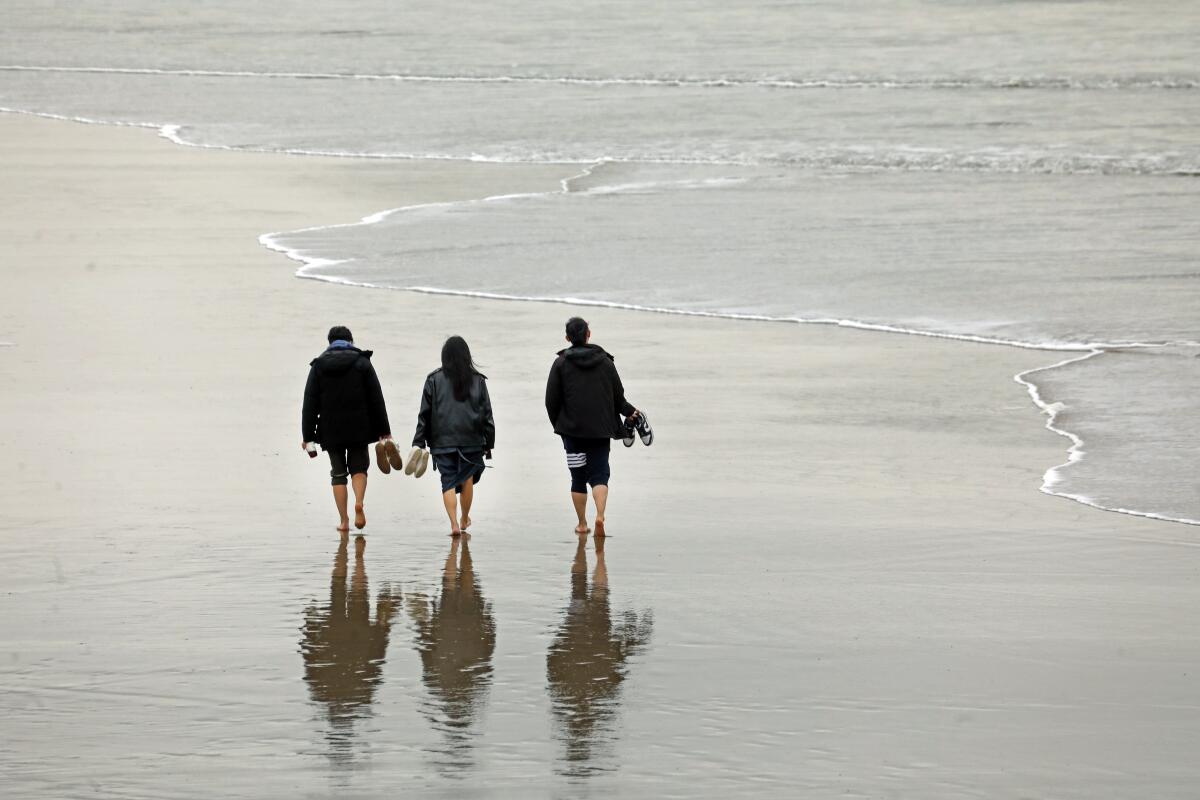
top-left (300, 534), bottom-right (400, 765)
top-left (547, 536), bottom-right (652, 777)
top-left (405, 536), bottom-right (496, 773)
top-left (7, 495), bottom-right (1200, 797)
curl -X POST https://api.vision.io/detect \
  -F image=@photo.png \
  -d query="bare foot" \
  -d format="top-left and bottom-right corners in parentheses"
top-left (354, 504), bottom-right (366, 530)
top-left (337, 518), bottom-right (350, 533)
top-left (355, 535), bottom-right (366, 555)
top-left (595, 518), bottom-right (606, 537)
top-left (450, 528), bottom-right (463, 537)
top-left (575, 523), bottom-right (590, 535)
top-left (461, 515), bottom-right (472, 532)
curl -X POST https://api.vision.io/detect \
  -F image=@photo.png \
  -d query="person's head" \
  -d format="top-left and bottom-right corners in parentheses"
top-left (327, 325), bottom-right (353, 344)
top-left (565, 317), bottom-right (590, 347)
top-left (441, 336), bottom-right (477, 401)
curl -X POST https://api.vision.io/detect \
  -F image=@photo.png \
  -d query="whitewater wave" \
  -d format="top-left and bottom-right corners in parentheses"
top-left (5, 103), bottom-right (1193, 177)
top-left (2, 64), bottom-right (1197, 91)
top-left (1015, 354), bottom-right (1200, 527)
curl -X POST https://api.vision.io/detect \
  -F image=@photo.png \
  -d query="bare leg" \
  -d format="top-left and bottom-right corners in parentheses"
top-left (333, 484), bottom-right (350, 531)
top-left (459, 539), bottom-right (475, 592)
top-left (572, 534), bottom-right (588, 574)
top-left (459, 476), bottom-right (474, 531)
top-left (442, 488), bottom-right (462, 536)
top-left (571, 492), bottom-right (589, 534)
top-left (351, 472), bottom-right (367, 529)
top-left (592, 484), bottom-right (609, 537)
top-left (444, 536), bottom-right (460, 578)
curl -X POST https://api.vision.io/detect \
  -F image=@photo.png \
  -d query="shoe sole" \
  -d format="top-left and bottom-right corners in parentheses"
top-left (375, 441), bottom-right (391, 473)
top-left (384, 439), bottom-right (404, 471)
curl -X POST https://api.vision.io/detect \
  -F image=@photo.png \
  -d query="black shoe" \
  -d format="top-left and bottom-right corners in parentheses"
top-left (622, 415), bottom-right (637, 447)
top-left (634, 412), bottom-right (653, 446)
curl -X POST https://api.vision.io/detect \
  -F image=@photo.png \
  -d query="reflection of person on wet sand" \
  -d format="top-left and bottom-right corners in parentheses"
top-left (404, 536), bottom-right (496, 752)
top-left (300, 534), bottom-right (400, 761)
top-left (546, 536), bottom-right (653, 774)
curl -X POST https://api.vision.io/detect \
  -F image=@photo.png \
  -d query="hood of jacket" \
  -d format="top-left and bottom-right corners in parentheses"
top-left (310, 346), bottom-right (373, 374)
top-left (555, 343), bottom-right (614, 370)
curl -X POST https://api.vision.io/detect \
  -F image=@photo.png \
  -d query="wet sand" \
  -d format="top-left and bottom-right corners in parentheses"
top-left (2, 114), bottom-right (1199, 798)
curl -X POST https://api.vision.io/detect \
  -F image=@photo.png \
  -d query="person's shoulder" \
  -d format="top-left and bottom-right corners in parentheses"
top-left (593, 344), bottom-right (616, 361)
top-left (426, 367), bottom-right (444, 379)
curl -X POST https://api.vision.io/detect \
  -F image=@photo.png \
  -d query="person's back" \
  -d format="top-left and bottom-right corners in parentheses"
top-left (305, 345), bottom-right (388, 447)
top-left (415, 368), bottom-right (494, 452)
top-left (546, 343), bottom-right (630, 441)
top-left (411, 336), bottom-right (495, 537)
top-left (545, 317), bottom-right (644, 537)
top-left (302, 325), bottom-right (393, 533)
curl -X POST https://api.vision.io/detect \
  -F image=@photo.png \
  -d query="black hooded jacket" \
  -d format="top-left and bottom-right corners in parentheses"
top-left (302, 346), bottom-right (391, 448)
top-left (545, 344), bottom-right (636, 440)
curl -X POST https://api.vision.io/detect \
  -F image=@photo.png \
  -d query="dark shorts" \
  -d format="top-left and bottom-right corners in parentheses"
top-left (561, 436), bottom-right (611, 493)
top-left (432, 450), bottom-right (485, 494)
top-left (327, 445), bottom-right (369, 486)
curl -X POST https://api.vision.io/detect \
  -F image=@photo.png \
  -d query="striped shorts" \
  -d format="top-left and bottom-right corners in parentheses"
top-left (563, 443), bottom-right (611, 493)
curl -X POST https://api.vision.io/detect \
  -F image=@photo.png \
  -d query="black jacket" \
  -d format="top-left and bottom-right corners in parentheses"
top-left (545, 344), bottom-right (636, 439)
top-left (302, 346), bottom-right (391, 447)
top-left (412, 368), bottom-right (496, 453)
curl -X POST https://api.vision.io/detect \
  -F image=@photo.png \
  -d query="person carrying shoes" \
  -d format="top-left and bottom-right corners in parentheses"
top-left (545, 317), bottom-right (646, 537)
top-left (411, 336), bottom-right (496, 537)
top-left (302, 325), bottom-right (395, 533)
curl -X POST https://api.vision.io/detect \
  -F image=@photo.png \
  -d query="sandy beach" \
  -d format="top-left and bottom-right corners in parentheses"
top-left (2, 114), bottom-right (1199, 797)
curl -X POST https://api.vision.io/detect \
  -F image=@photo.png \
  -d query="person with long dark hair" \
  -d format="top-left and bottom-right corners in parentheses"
top-left (412, 336), bottom-right (495, 536)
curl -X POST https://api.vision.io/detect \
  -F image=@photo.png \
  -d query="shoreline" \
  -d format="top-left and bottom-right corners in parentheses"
top-left (3, 105), bottom-right (1194, 528)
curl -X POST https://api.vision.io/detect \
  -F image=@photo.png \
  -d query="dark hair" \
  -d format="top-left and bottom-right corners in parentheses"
top-left (327, 325), bottom-right (353, 343)
top-left (565, 317), bottom-right (589, 347)
top-left (441, 336), bottom-right (477, 402)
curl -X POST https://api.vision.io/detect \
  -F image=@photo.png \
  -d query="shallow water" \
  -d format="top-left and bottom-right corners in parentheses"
top-left (6, 495), bottom-right (1200, 797)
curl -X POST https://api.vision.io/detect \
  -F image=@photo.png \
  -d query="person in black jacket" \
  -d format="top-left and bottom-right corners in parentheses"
top-left (412, 336), bottom-right (495, 537)
top-left (302, 326), bottom-right (393, 533)
top-left (545, 317), bottom-right (641, 537)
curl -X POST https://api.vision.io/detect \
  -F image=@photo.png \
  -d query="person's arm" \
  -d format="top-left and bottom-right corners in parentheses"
top-left (611, 363), bottom-right (636, 418)
top-left (412, 375), bottom-right (433, 448)
top-left (364, 362), bottom-right (391, 438)
top-left (545, 360), bottom-right (563, 426)
top-left (302, 366), bottom-right (320, 443)
top-left (480, 379), bottom-right (496, 452)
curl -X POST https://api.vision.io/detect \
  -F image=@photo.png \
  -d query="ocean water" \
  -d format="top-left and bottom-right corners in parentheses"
top-left (3, 4), bottom-right (1197, 520)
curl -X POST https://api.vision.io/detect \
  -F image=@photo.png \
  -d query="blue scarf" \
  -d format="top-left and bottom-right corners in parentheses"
top-left (328, 339), bottom-right (355, 350)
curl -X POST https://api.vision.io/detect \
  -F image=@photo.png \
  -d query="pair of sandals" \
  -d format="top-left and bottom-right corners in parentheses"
top-left (375, 439), bottom-right (431, 477)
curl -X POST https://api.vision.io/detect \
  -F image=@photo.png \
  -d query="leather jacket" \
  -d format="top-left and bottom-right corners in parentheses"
top-left (412, 368), bottom-right (495, 453)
